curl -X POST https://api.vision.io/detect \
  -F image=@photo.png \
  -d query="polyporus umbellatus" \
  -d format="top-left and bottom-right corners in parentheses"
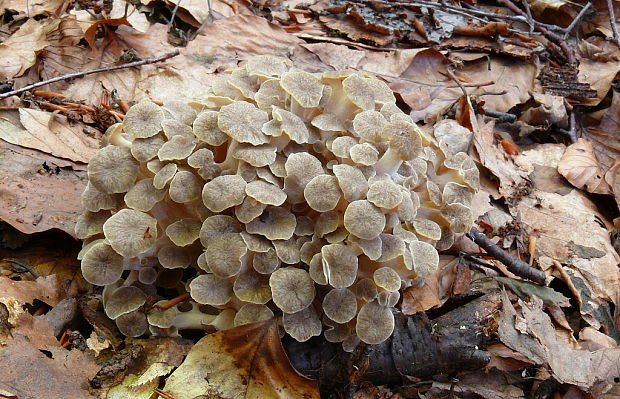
top-left (78, 56), bottom-right (479, 347)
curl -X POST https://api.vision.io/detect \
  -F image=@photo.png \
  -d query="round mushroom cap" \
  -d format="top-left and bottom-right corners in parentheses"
top-left (158, 135), bottom-right (197, 161)
top-left (163, 100), bottom-right (197, 125)
top-left (252, 248), bottom-right (281, 274)
top-left (303, 175), bottom-right (342, 212)
top-left (246, 55), bottom-right (290, 79)
top-left (161, 119), bottom-right (194, 140)
top-left (382, 120), bottom-right (423, 161)
top-left (412, 219), bottom-right (442, 241)
top-left (271, 107), bottom-right (310, 143)
top-left (273, 238), bottom-right (301, 264)
top-left (103, 209), bottom-right (158, 257)
top-left (116, 310), bottom-right (149, 337)
top-left (105, 286), bottom-right (147, 319)
top-left (441, 203), bottom-right (473, 234)
top-left (205, 233), bottom-right (247, 277)
top-left (165, 218), bottom-right (202, 247)
top-left (354, 278), bottom-right (378, 302)
top-left (330, 136), bottom-right (357, 158)
top-left (343, 74), bottom-right (395, 110)
top-left (282, 305), bottom-right (322, 342)
top-left (245, 180), bottom-right (287, 206)
top-left (322, 288), bottom-right (357, 323)
top-left (373, 267), bottom-right (402, 292)
top-left (123, 101), bottom-right (164, 139)
top-left (355, 300), bottom-right (394, 345)
top-left (344, 200), bottom-right (385, 240)
top-left (147, 301), bottom-right (180, 328)
top-left (131, 135), bottom-right (165, 162)
top-left (124, 178), bottom-right (166, 212)
top-left (202, 175), bottom-right (247, 212)
top-left (350, 143), bottom-right (379, 165)
top-left (283, 152), bottom-right (324, 203)
top-left (311, 113), bottom-right (346, 132)
top-left (233, 144), bottom-right (277, 167)
top-left (280, 70), bottom-right (325, 108)
top-left (245, 206), bottom-right (296, 240)
top-left (366, 179), bottom-right (402, 209)
top-left (233, 304), bottom-right (274, 327)
top-left (87, 145), bottom-right (139, 194)
top-left (189, 274), bottom-right (233, 305)
top-left (81, 242), bottom-right (124, 285)
top-left (218, 101), bottom-right (269, 145)
top-left (269, 267), bottom-right (316, 313)
top-left (169, 170), bottom-right (202, 203)
top-left (332, 164), bottom-right (368, 202)
top-left (405, 241), bottom-right (440, 280)
top-left (352, 110), bottom-right (388, 142)
top-left (321, 243), bottom-right (358, 288)
top-left (80, 182), bottom-right (121, 212)
top-left (153, 162), bottom-right (178, 189)
top-left (235, 197), bottom-right (267, 224)
top-left (75, 210), bottom-right (109, 240)
top-left (138, 267), bottom-right (158, 285)
top-left (193, 110), bottom-right (228, 146)
top-left (158, 245), bottom-right (191, 269)
top-left (199, 215), bottom-right (241, 248)
top-left (233, 269), bottom-right (272, 304)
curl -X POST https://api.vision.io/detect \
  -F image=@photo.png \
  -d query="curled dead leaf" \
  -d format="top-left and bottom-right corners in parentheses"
top-left (557, 138), bottom-right (611, 194)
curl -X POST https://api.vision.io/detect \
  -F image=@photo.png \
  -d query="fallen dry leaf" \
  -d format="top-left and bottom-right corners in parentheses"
top-left (578, 37), bottom-right (620, 105)
top-left (557, 138), bottom-right (611, 194)
top-left (584, 90), bottom-right (620, 172)
top-left (163, 318), bottom-right (320, 399)
top-left (0, 0), bottom-right (65, 16)
top-left (401, 256), bottom-right (459, 314)
top-left (0, 18), bottom-right (53, 79)
top-left (0, 275), bottom-right (63, 307)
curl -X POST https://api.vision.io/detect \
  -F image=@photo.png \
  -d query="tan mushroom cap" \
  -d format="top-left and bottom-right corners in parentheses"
top-left (354, 278), bottom-right (378, 302)
top-left (103, 209), bottom-right (158, 257)
top-left (233, 269), bottom-right (272, 304)
top-left (397, 189), bottom-right (420, 223)
top-left (228, 69), bottom-right (259, 99)
top-left (332, 164), bottom-right (368, 202)
top-left (350, 235), bottom-right (382, 260)
top-left (218, 101), bottom-right (269, 145)
top-left (147, 300), bottom-right (180, 328)
top-left (158, 135), bottom-right (196, 161)
top-left (193, 110), bottom-right (228, 146)
top-left (373, 267), bottom-right (402, 292)
top-left (105, 286), bottom-right (147, 319)
top-left (246, 55), bottom-right (290, 79)
top-left (269, 267), bottom-right (316, 313)
top-left (234, 304), bottom-right (274, 327)
top-left (233, 143), bottom-right (277, 167)
top-left (205, 233), bottom-right (247, 277)
top-left (163, 100), bottom-right (197, 125)
top-left (199, 215), bottom-right (241, 248)
top-left (88, 145), bottom-right (139, 194)
top-left (153, 162), bottom-right (178, 189)
top-left (382, 120), bottom-right (423, 160)
top-left (283, 152), bottom-right (324, 203)
top-left (322, 288), bottom-right (357, 323)
top-left (138, 266), bottom-right (158, 285)
top-left (123, 101), bottom-right (164, 139)
top-left (202, 175), bottom-right (247, 212)
top-left (441, 203), bottom-right (473, 234)
top-left (273, 238), bottom-right (301, 264)
top-left (295, 216), bottom-right (314, 236)
top-left (81, 242), bottom-right (124, 285)
top-left (355, 300), bottom-right (394, 345)
top-left (343, 74), bottom-right (395, 110)
top-left (377, 233), bottom-right (405, 262)
top-left (255, 78), bottom-right (287, 111)
top-left (314, 211), bottom-right (340, 238)
top-left (330, 136), bottom-right (357, 158)
top-left (245, 180), bottom-right (287, 206)
top-left (311, 113), bottom-right (346, 132)
top-left (367, 180), bottom-right (402, 209)
top-left (252, 248), bottom-right (281, 274)
top-left (283, 306), bottom-right (322, 342)
top-left (321, 243), bottom-right (358, 288)
top-left (116, 310), bottom-right (149, 337)
top-left (405, 241), bottom-right (440, 280)
top-left (352, 110), bottom-right (388, 142)
top-left (442, 182), bottom-right (474, 206)
top-left (169, 171), bottom-right (202, 203)
top-left (189, 274), bottom-right (233, 305)
top-left (245, 206), bottom-right (296, 240)
top-left (302, 175), bottom-right (341, 212)
top-left (165, 218), bottom-right (201, 247)
top-left (161, 119), bottom-right (194, 140)
top-left (344, 200), bottom-right (385, 240)
top-left (124, 178), bottom-right (165, 212)
top-left (413, 219), bottom-right (442, 241)
top-left (158, 245), bottom-right (191, 269)
top-left (270, 107), bottom-right (310, 143)
top-left (240, 232), bottom-right (272, 253)
top-left (75, 210), bottom-right (109, 239)
top-left (80, 182), bottom-right (121, 212)
top-left (280, 70), bottom-right (325, 108)
top-left (235, 197), bottom-right (267, 224)
top-left (131, 135), bottom-right (165, 162)
top-left (350, 143), bottom-right (379, 166)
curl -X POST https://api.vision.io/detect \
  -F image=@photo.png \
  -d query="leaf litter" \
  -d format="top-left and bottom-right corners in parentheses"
top-left (1, 0), bottom-right (620, 397)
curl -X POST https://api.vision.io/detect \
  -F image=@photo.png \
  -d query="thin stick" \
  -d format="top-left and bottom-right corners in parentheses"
top-left (606, 0), bottom-right (620, 49)
top-left (562, 2), bottom-right (592, 40)
top-left (521, 0), bottom-right (535, 34)
top-left (0, 50), bottom-right (180, 100)
top-left (467, 227), bottom-right (546, 285)
top-left (446, 67), bottom-right (468, 97)
top-left (154, 292), bottom-right (190, 311)
top-left (168, 0), bottom-right (182, 30)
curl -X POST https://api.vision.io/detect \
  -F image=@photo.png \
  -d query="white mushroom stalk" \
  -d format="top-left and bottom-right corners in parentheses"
top-left (77, 55), bottom-right (479, 350)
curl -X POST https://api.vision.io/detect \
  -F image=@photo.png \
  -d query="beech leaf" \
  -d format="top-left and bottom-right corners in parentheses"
top-left (557, 138), bottom-right (611, 194)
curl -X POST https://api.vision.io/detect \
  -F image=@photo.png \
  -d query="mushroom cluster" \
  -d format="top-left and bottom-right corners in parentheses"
top-left (76, 56), bottom-right (478, 348)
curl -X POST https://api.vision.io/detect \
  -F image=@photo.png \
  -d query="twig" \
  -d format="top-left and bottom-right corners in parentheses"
top-left (466, 227), bottom-right (546, 285)
top-left (297, 33), bottom-right (397, 51)
top-left (168, 0), bottom-right (182, 30)
top-left (521, 0), bottom-right (535, 34)
top-left (558, 110), bottom-right (577, 143)
top-left (485, 109), bottom-right (517, 122)
top-left (153, 292), bottom-right (190, 311)
top-left (446, 67), bottom-right (468, 97)
top-left (189, 0), bottom-right (214, 40)
top-left (606, 0), bottom-right (620, 49)
top-left (562, 2), bottom-right (592, 40)
top-left (0, 50), bottom-right (180, 100)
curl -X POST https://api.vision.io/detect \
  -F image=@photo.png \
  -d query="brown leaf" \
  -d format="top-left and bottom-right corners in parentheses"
top-left (584, 90), bottom-right (620, 171)
top-left (401, 256), bottom-right (459, 314)
top-left (0, 0), bottom-right (65, 16)
top-left (0, 275), bottom-right (63, 307)
top-left (162, 318), bottom-right (320, 399)
top-left (578, 37), bottom-right (620, 105)
top-left (0, 19), bottom-right (52, 79)
top-left (557, 138), bottom-right (611, 194)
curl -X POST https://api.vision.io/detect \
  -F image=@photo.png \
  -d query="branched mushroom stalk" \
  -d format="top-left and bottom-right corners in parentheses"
top-left (77, 56), bottom-right (481, 349)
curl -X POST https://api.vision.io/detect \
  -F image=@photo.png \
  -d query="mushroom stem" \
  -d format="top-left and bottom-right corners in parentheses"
top-left (374, 147), bottom-right (403, 176)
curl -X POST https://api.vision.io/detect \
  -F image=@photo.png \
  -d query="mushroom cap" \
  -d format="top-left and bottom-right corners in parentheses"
top-left (322, 288), bottom-right (357, 323)
top-left (303, 175), bottom-right (342, 212)
top-left (218, 101), bottom-right (269, 145)
top-left (102, 209), bottom-right (158, 257)
top-left (87, 145), bottom-right (139, 194)
top-left (202, 175), bottom-right (247, 212)
top-left (282, 306), bottom-right (322, 342)
top-left (352, 110), bottom-right (388, 142)
top-left (355, 300), bottom-right (394, 345)
top-left (233, 269), bottom-right (272, 304)
top-left (269, 267), bottom-right (316, 313)
top-left (138, 267), bottom-right (158, 285)
top-left (412, 219), bottom-right (442, 241)
top-left (124, 178), bottom-right (166, 212)
top-left (169, 170), bottom-right (202, 203)
top-left (158, 245), bottom-right (191, 269)
top-left (271, 107), bottom-right (310, 143)
top-left (233, 143), bottom-right (277, 167)
top-left (131, 135), bottom-right (165, 162)
top-left (343, 200), bottom-right (385, 240)
top-left (332, 164), bottom-right (368, 202)
top-left (80, 182), bottom-right (121, 212)
top-left (75, 210), bottom-right (109, 240)
top-left (199, 215), bottom-right (241, 248)
top-left (314, 211), bottom-right (340, 238)
top-left (189, 274), bottom-right (233, 305)
top-left (373, 267), bottom-right (402, 292)
top-left (273, 238), bottom-right (301, 264)
top-left (405, 241), bottom-right (440, 280)
top-left (163, 100), bottom-right (197, 125)
top-left (252, 248), bottom-right (281, 274)
top-left (350, 143), bottom-right (379, 166)
top-left (245, 206), bottom-right (296, 240)
top-left (343, 74), bottom-right (395, 110)
top-left (354, 278), bottom-right (378, 302)
top-left (147, 301), bottom-right (180, 328)
top-left (283, 152), bottom-right (324, 203)
top-left (205, 232), bottom-right (247, 277)
top-left (193, 110), bottom-right (228, 146)
top-left (158, 135), bottom-right (197, 161)
top-left (240, 232), bottom-right (272, 252)
top-left (123, 101), bottom-right (164, 139)
top-left (308, 253), bottom-right (328, 285)
top-left (367, 179), bottom-right (402, 209)
top-left (246, 55), bottom-right (290, 79)
top-left (330, 136), bottom-right (357, 158)
top-left (161, 119), bottom-right (194, 140)
top-left (165, 218), bottom-right (202, 247)
top-left (233, 304), bottom-right (274, 327)
top-left (104, 286), bottom-right (147, 319)
top-left (321, 243), bottom-right (358, 288)
top-left (280, 70), bottom-right (324, 108)
top-left (311, 113), bottom-right (346, 132)
top-left (245, 180), bottom-right (287, 206)
top-left (81, 242), bottom-right (124, 285)
top-left (116, 310), bottom-right (149, 337)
